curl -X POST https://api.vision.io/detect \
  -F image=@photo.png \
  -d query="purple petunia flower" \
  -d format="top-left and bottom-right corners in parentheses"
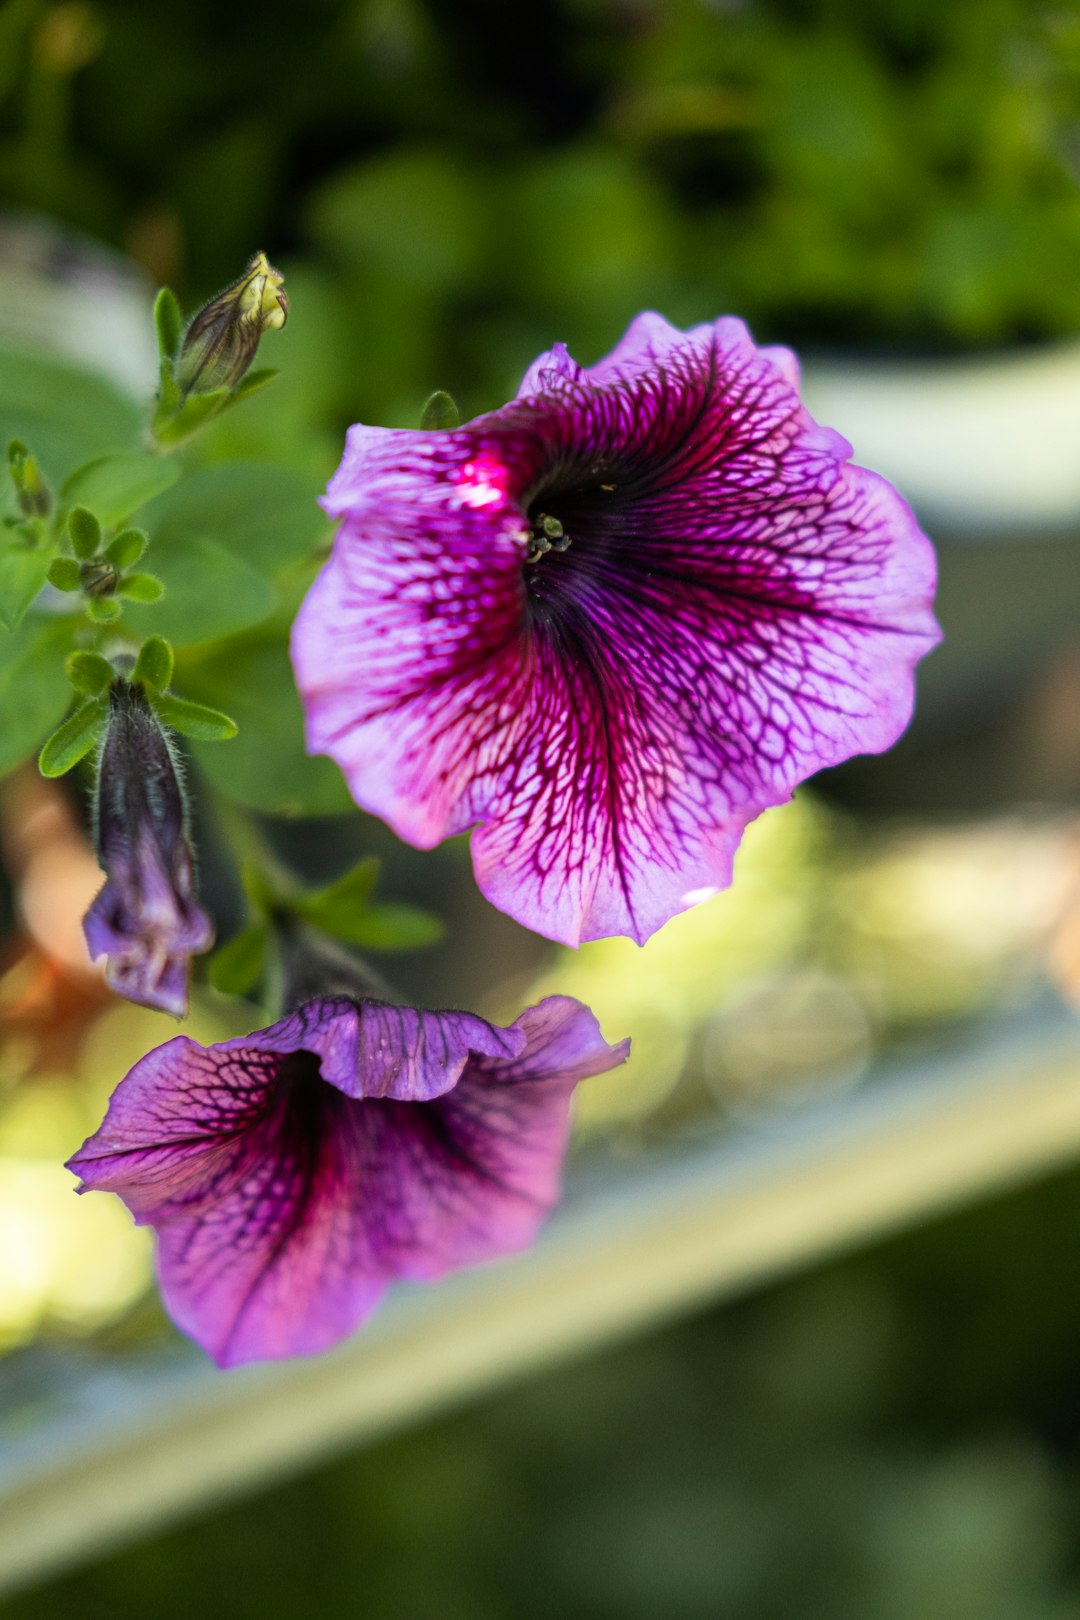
top-left (83, 679), bottom-right (213, 1017)
top-left (67, 994), bottom-right (629, 1366)
top-left (292, 312), bottom-right (942, 947)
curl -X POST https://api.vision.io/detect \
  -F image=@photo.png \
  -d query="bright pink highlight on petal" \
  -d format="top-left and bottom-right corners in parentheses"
top-left (454, 455), bottom-right (512, 511)
top-left (66, 994), bottom-right (629, 1367)
top-left (292, 312), bottom-right (942, 947)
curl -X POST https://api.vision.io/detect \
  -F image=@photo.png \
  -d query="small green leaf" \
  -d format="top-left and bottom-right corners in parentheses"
top-left (65, 650), bottom-right (114, 697)
top-left (228, 367), bottom-right (280, 402)
top-left (116, 572), bottom-right (164, 602)
top-left (0, 546), bottom-right (50, 629)
top-left (420, 389), bottom-right (461, 430)
top-left (38, 699), bottom-right (107, 777)
top-left (105, 528), bottom-right (148, 569)
top-left (133, 635), bottom-right (173, 691)
top-left (68, 505), bottom-right (101, 559)
top-left (0, 619), bottom-right (74, 778)
top-left (157, 357), bottom-right (181, 416)
top-left (317, 900), bottom-right (445, 952)
top-left (208, 923), bottom-right (269, 997)
top-left (154, 287), bottom-right (183, 364)
top-left (151, 692), bottom-right (237, 741)
top-left (63, 454), bottom-right (180, 530)
top-left (297, 859), bottom-right (381, 934)
top-left (86, 596), bottom-right (122, 623)
top-left (47, 557), bottom-right (81, 592)
top-left (153, 388), bottom-right (231, 448)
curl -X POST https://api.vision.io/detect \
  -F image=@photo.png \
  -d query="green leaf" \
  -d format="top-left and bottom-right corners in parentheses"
top-left (139, 462), bottom-right (329, 579)
top-left (154, 288), bottom-right (183, 364)
top-left (288, 857), bottom-right (443, 951)
top-left (180, 633), bottom-right (353, 814)
top-left (157, 357), bottom-right (181, 416)
top-left (66, 650), bottom-right (114, 697)
top-left (151, 692), bottom-right (237, 741)
top-left (153, 387), bottom-right (231, 448)
top-left (105, 528), bottom-right (148, 569)
top-left (67, 505), bottom-right (101, 559)
top-left (208, 923), bottom-right (269, 997)
top-left (62, 454), bottom-right (180, 530)
top-left (121, 533), bottom-right (275, 646)
top-left (319, 901), bottom-right (445, 952)
top-left (116, 572), bottom-right (164, 602)
top-left (228, 368), bottom-right (280, 403)
top-left (0, 619), bottom-right (75, 778)
top-left (38, 699), bottom-right (107, 777)
top-left (0, 545), bottom-right (50, 629)
top-left (133, 635), bottom-right (173, 691)
top-left (86, 596), bottom-right (122, 623)
top-left (297, 859), bottom-right (381, 933)
top-left (420, 389), bottom-right (461, 430)
top-left (0, 349), bottom-right (142, 488)
top-left (47, 557), bottom-right (81, 592)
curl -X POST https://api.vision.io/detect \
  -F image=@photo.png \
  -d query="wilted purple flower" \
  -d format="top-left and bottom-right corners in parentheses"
top-left (83, 679), bottom-right (213, 1017)
top-left (67, 994), bottom-right (628, 1366)
top-left (292, 313), bottom-right (941, 947)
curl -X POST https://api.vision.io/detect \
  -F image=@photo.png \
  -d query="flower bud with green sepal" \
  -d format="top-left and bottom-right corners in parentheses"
top-left (39, 636), bottom-right (237, 778)
top-left (152, 253), bottom-right (287, 448)
top-left (178, 251), bottom-right (288, 396)
top-left (7, 440), bottom-right (51, 519)
top-left (1, 441), bottom-right (55, 629)
top-left (82, 674), bottom-right (215, 1018)
top-left (53, 507), bottom-right (164, 625)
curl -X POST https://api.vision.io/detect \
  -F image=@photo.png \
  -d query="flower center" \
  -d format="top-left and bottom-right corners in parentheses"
top-left (526, 511), bottom-right (572, 565)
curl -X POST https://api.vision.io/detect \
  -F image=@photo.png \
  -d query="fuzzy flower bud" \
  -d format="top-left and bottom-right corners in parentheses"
top-left (177, 250), bottom-right (288, 396)
top-left (83, 676), bottom-right (213, 1017)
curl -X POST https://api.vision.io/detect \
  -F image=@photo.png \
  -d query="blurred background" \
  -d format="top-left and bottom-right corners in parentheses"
top-left (2, 0), bottom-right (1080, 1611)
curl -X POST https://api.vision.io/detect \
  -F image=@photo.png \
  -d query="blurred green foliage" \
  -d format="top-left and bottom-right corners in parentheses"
top-left (4, 0), bottom-right (1080, 423)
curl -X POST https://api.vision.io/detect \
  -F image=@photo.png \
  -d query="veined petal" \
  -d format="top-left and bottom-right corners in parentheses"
top-left (67, 994), bottom-right (624, 1366)
top-left (293, 313), bottom-right (941, 946)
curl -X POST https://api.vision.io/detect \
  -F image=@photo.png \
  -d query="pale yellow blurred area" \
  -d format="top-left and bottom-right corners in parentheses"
top-left (523, 796), bottom-right (1080, 1137)
top-left (0, 997), bottom-right (243, 1352)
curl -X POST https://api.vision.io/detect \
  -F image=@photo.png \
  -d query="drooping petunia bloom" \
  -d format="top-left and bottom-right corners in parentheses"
top-left (83, 678), bottom-right (213, 1018)
top-left (67, 994), bottom-right (629, 1366)
top-left (292, 313), bottom-right (942, 947)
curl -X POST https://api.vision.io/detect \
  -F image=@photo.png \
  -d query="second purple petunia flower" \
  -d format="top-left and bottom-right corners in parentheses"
top-left (67, 993), bottom-right (628, 1366)
top-left (292, 313), bottom-right (942, 946)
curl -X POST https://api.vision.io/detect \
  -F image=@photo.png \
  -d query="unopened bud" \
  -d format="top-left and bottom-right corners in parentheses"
top-left (80, 558), bottom-right (120, 597)
top-left (177, 250), bottom-right (288, 396)
top-left (8, 440), bottom-right (51, 518)
top-left (83, 677), bottom-right (214, 1016)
